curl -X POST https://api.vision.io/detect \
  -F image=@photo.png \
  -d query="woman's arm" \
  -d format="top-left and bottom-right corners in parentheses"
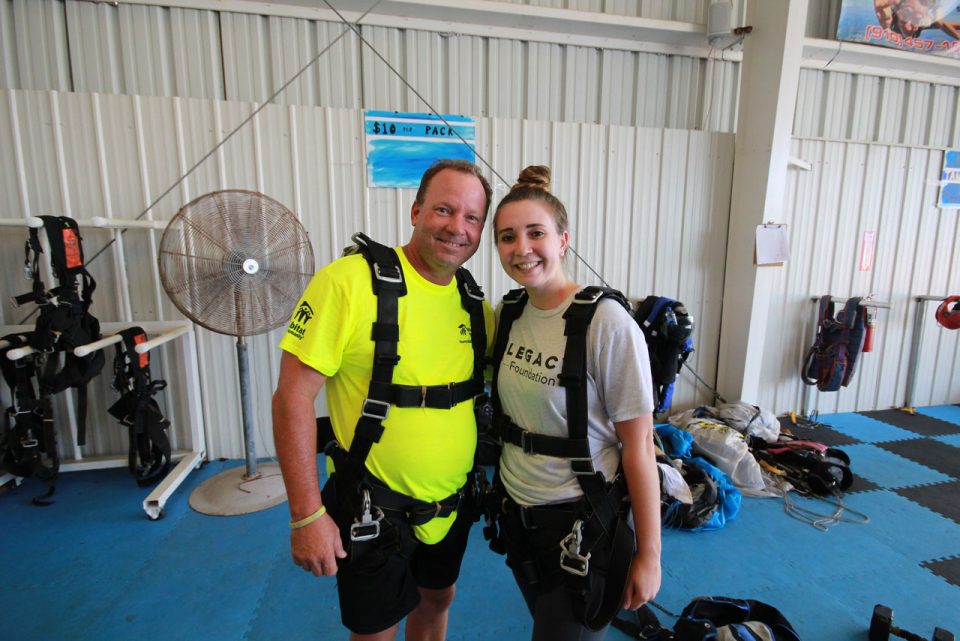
top-left (615, 414), bottom-right (662, 610)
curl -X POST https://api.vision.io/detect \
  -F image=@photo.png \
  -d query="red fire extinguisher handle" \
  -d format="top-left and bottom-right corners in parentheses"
top-left (863, 309), bottom-right (876, 352)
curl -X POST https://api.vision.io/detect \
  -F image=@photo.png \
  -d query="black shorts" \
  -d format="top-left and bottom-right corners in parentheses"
top-left (332, 498), bottom-right (474, 635)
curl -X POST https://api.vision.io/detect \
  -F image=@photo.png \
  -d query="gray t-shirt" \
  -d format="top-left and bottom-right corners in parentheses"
top-left (497, 290), bottom-right (655, 506)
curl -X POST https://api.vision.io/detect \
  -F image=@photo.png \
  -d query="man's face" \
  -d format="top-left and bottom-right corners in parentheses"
top-left (408, 169), bottom-right (487, 283)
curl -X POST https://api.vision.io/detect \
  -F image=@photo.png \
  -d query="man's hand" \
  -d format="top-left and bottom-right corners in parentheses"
top-left (290, 513), bottom-right (347, 576)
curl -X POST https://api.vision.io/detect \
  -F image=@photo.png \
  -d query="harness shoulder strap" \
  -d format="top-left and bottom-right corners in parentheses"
top-left (491, 288), bottom-right (527, 417)
top-left (344, 234), bottom-right (406, 474)
top-left (560, 286), bottom-right (629, 476)
top-left (455, 266), bottom-right (487, 387)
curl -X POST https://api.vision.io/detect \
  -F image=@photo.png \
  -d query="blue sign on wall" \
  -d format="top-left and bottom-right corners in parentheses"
top-left (940, 149), bottom-right (960, 209)
top-left (364, 111), bottom-right (476, 188)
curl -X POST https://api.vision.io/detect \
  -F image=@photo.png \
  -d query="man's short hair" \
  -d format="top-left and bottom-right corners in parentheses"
top-left (415, 159), bottom-right (493, 218)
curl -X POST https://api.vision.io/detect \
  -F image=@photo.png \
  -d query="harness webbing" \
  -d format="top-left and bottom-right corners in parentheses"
top-left (108, 327), bottom-right (172, 486)
top-left (0, 333), bottom-right (58, 504)
top-left (329, 232), bottom-right (487, 524)
top-left (14, 216), bottom-right (104, 446)
top-left (491, 285), bottom-right (636, 630)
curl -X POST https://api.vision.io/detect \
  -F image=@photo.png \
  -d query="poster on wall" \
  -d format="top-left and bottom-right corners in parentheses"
top-left (836, 0), bottom-right (960, 60)
top-left (940, 149), bottom-right (960, 208)
top-left (364, 110), bottom-right (476, 188)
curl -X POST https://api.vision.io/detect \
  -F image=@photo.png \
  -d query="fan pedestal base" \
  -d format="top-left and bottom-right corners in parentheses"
top-left (189, 461), bottom-right (287, 516)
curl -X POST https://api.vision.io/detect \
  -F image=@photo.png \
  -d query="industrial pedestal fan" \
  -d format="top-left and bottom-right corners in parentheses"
top-left (158, 189), bottom-right (314, 515)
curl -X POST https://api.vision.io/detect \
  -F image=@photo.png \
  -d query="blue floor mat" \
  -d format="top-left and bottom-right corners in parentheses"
top-left (818, 412), bottom-right (919, 443)
top-left (918, 405), bottom-right (960, 425)
top-left (842, 443), bottom-right (953, 489)
top-left (3, 401), bottom-right (960, 641)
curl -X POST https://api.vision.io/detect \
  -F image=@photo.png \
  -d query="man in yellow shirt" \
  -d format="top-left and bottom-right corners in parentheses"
top-left (273, 159), bottom-right (494, 641)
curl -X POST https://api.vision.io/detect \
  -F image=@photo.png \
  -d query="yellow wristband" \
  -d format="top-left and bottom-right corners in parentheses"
top-left (289, 505), bottom-right (326, 529)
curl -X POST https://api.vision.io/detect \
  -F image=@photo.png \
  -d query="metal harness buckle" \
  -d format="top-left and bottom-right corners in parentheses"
top-left (558, 519), bottom-right (591, 576)
top-left (373, 262), bottom-right (403, 284)
top-left (350, 489), bottom-right (384, 542)
top-left (519, 429), bottom-right (535, 454)
top-left (361, 398), bottom-right (390, 421)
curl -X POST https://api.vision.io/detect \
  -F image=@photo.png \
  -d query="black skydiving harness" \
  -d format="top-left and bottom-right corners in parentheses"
top-left (12, 215), bottom-right (105, 447)
top-left (318, 233), bottom-right (488, 548)
top-left (485, 286), bottom-right (638, 631)
top-left (0, 333), bottom-right (58, 505)
top-left (108, 327), bottom-right (172, 487)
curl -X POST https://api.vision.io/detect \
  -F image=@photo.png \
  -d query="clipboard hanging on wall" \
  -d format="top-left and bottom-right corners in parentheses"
top-left (755, 223), bottom-right (789, 266)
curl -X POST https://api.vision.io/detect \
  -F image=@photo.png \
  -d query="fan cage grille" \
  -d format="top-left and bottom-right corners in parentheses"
top-left (158, 189), bottom-right (314, 337)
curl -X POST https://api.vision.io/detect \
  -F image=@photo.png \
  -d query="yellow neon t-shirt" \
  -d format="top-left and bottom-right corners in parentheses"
top-left (279, 247), bottom-right (493, 543)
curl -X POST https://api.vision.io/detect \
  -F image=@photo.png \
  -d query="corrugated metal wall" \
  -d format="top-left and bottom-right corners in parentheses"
top-left (759, 138), bottom-right (960, 415)
top-left (0, 88), bottom-right (733, 459)
top-left (795, 69), bottom-right (960, 148)
top-left (1, 0), bottom-right (741, 132)
top-left (1, 0), bottom-right (958, 462)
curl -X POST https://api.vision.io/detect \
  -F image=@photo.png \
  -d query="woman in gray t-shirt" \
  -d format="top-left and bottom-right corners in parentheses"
top-left (488, 165), bottom-right (662, 640)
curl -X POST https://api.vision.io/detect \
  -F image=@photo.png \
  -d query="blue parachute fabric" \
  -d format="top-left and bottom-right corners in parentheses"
top-left (687, 456), bottom-right (741, 531)
top-left (655, 424), bottom-right (741, 531)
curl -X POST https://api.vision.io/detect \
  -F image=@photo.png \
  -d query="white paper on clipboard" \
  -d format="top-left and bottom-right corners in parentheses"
top-left (755, 224), bottom-right (789, 266)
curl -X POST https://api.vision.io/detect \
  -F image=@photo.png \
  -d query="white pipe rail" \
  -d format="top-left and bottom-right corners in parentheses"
top-left (0, 217), bottom-right (43, 228)
top-left (6, 322), bottom-right (193, 360)
top-left (89, 216), bottom-right (167, 230)
top-left (0, 320), bottom-right (204, 519)
top-left (0, 216), bottom-right (167, 230)
top-left (903, 295), bottom-right (949, 413)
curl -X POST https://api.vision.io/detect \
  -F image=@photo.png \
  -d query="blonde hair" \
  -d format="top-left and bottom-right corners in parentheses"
top-left (494, 165), bottom-right (569, 234)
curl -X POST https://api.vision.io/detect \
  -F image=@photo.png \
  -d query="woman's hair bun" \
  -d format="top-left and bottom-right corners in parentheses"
top-left (511, 165), bottom-right (551, 193)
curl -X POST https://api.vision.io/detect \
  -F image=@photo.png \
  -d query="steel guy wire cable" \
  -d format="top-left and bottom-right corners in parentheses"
top-left (318, 0), bottom-right (611, 288)
top-left (16, 2), bottom-right (382, 325)
top-left (320, 0), bottom-right (730, 404)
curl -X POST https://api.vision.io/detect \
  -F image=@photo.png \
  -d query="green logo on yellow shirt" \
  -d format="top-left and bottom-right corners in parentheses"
top-left (458, 323), bottom-right (471, 343)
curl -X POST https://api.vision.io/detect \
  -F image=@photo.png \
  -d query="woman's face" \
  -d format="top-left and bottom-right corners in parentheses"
top-left (494, 199), bottom-right (569, 291)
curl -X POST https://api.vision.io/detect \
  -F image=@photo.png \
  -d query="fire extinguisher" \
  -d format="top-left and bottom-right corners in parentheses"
top-left (862, 307), bottom-right (876, 352)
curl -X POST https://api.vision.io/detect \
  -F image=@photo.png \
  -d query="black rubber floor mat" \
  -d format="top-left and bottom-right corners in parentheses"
top-left (878, 438), bottom-right (960, 478)
top-left (922, 556), bottom-right (960, 589)
top-left (845, 474), bottom-right (881, 494)
top-left (858, 410), bottom-right (960, 437)
top-left (896, 480), bottom-right (960, 525)
top-left (778, 417), bottom-right (862, 446)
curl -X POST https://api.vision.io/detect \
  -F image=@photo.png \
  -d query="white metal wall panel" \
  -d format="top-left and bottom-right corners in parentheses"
top-left (600, 50), bottom-right (635, 126)
top-left (0, 88), bottom-right (733, 459)
top-left (563, 46), bottom-right (601, 124)
top-left (495, 0), bottom-right (729, 22)
top-left (1, 0), bottom-right (70, 91)
top-left (805, 0), bottom-right (842, 38)
top-left (758, 138), bottom-right (960, 416)
top-left (488, 37), bottom-right (526, 119)
top-left (795, 68), bottom-right (960, 148)
top-left (63, 1), bottom-right (223, 99)
top-left (3, 2), bottom-right (740, 131)
top-left (360, 24), bottom-right (406, 110)
top-left (446, 33), bottom-right (487, 117)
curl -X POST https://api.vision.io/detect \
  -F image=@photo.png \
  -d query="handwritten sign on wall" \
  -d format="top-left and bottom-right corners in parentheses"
top-left (364, 110), bottom-right (476, 188)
